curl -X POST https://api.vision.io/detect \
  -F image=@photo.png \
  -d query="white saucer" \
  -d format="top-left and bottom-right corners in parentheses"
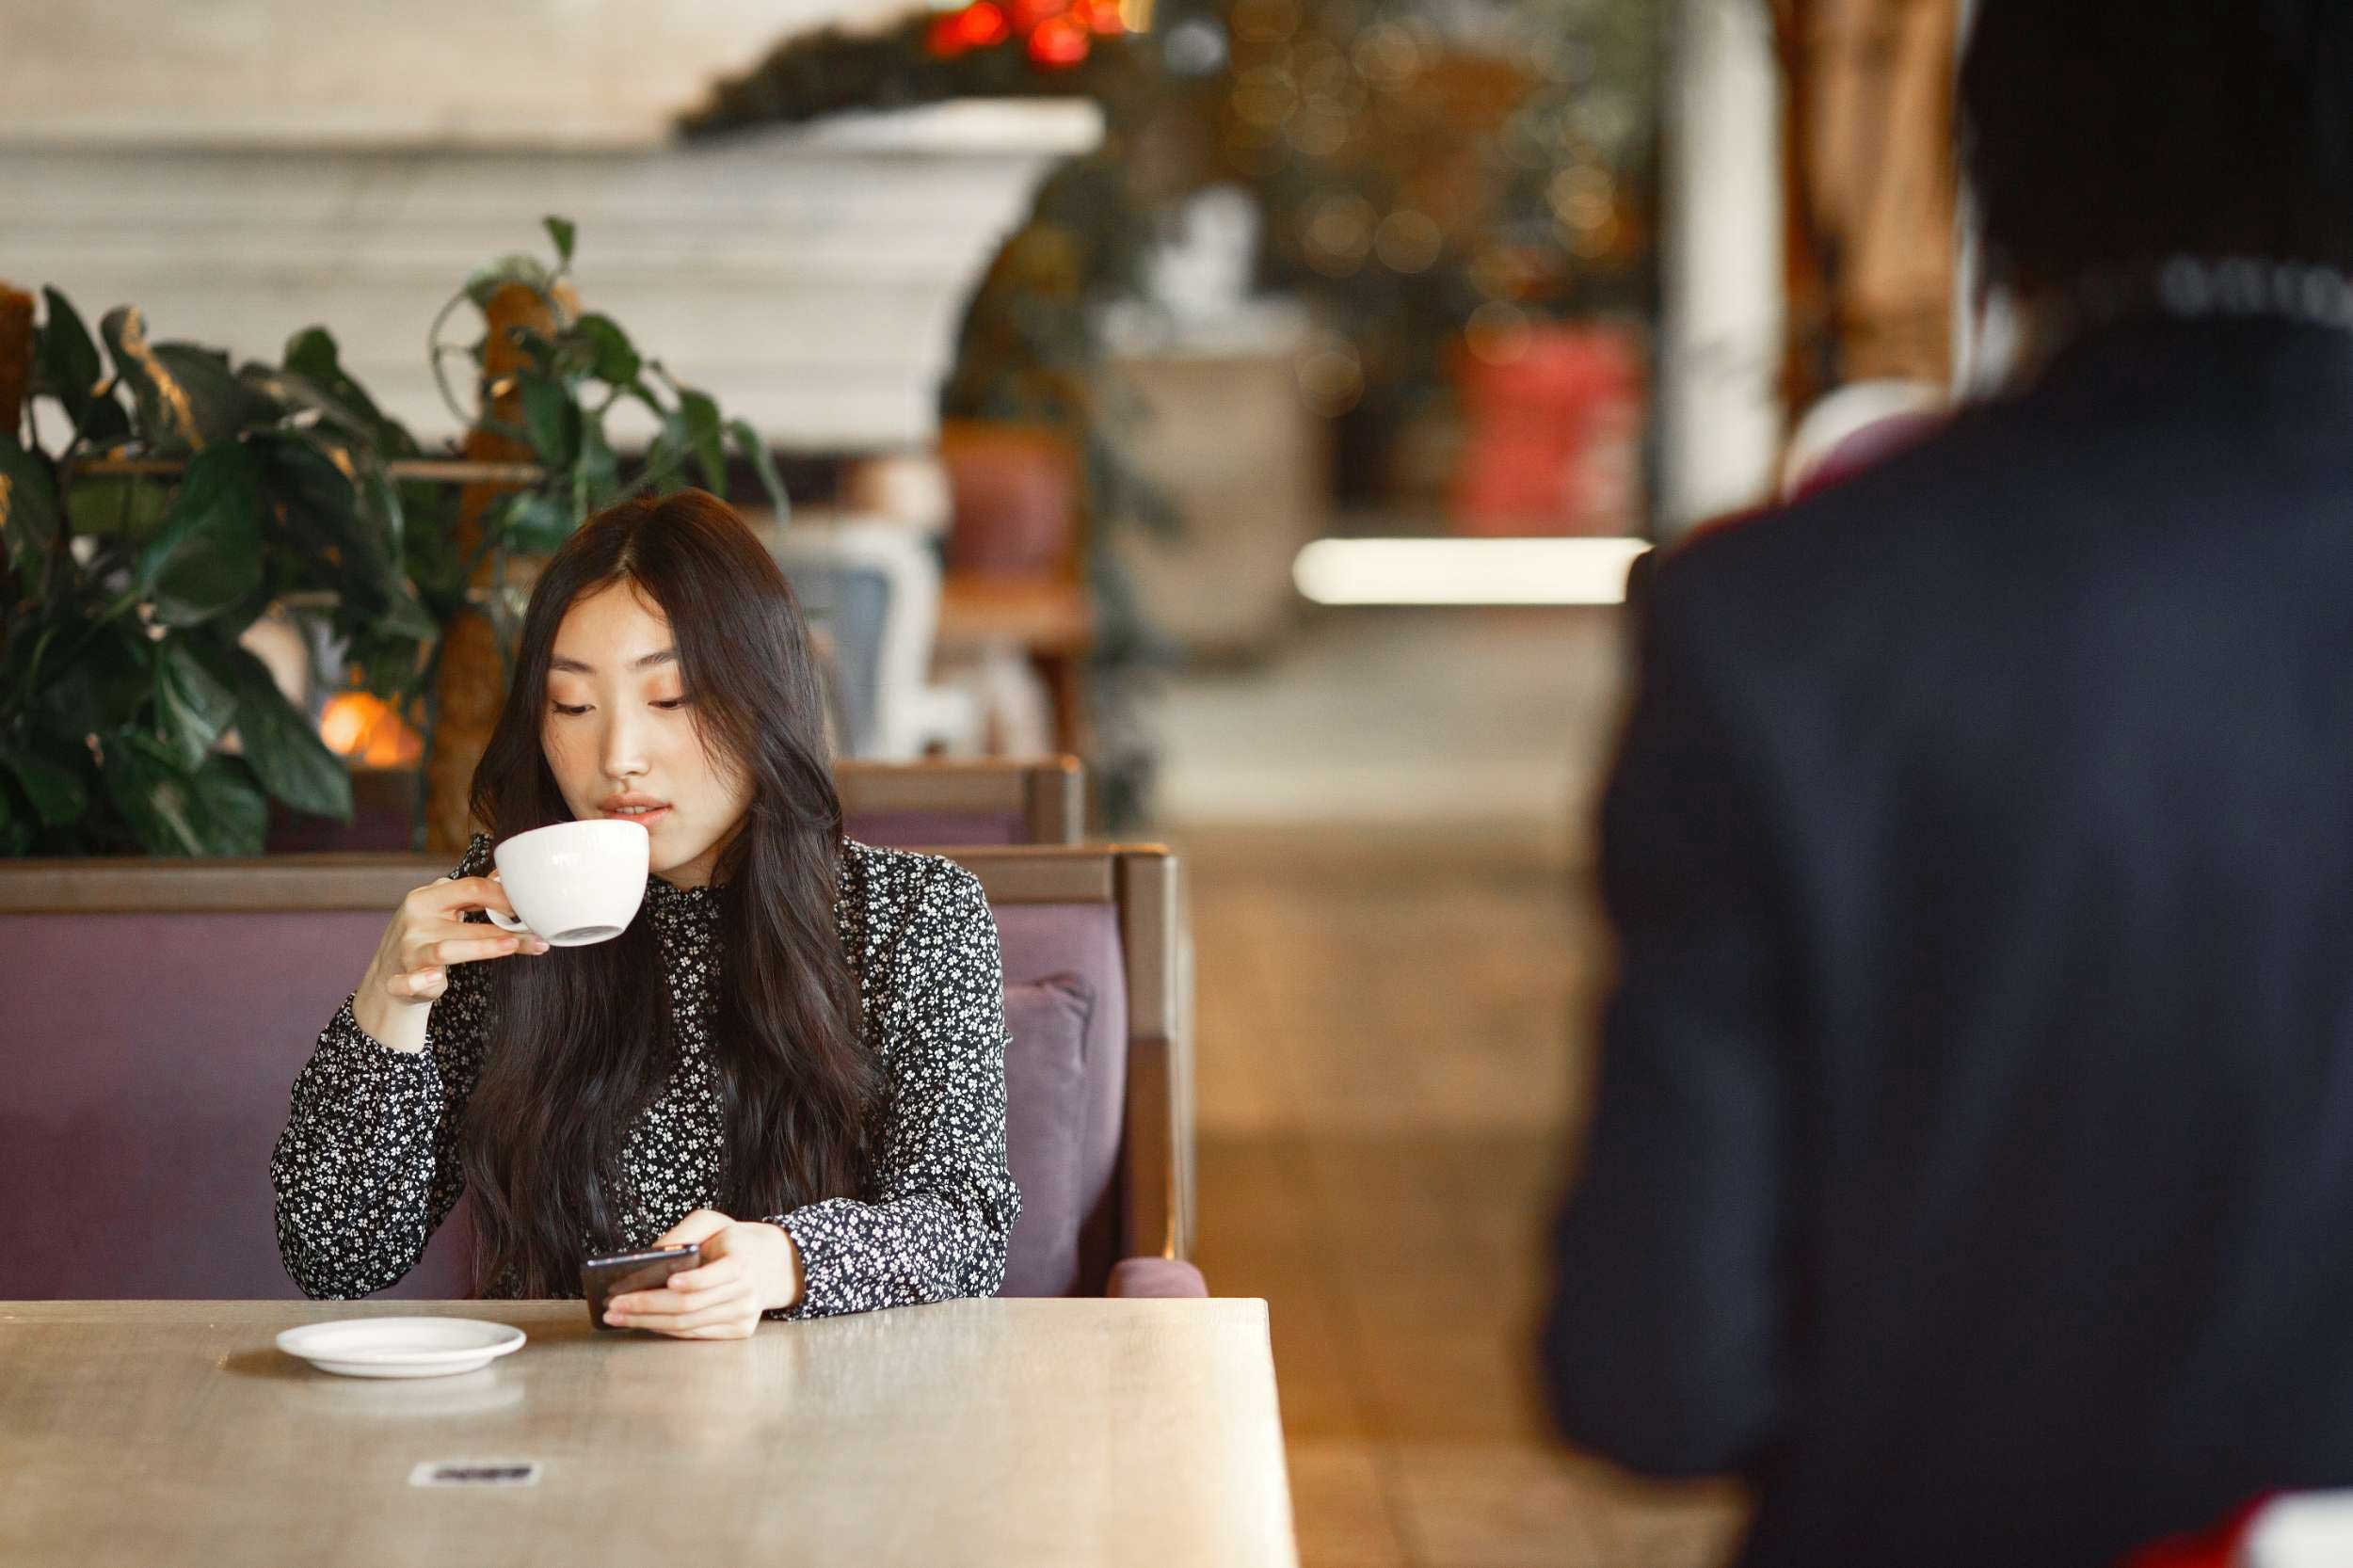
top-left (277, 1318), bottom-right (527, 1379)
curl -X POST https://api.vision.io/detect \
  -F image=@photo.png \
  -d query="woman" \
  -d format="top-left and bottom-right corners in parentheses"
top-left (271, 489), bottom-right (1019, 1336)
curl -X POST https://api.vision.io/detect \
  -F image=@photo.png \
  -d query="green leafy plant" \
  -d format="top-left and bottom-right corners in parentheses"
top-left (0, 217), bottom-right (782, 856)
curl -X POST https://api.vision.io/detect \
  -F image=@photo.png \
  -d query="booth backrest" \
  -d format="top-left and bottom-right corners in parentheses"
top-left (837, 758), bottom-right (1083, 848)
top-left (2, 903), bottom-right (424, 1299)
top-left (0, 844), bottom-right (1189, 1302)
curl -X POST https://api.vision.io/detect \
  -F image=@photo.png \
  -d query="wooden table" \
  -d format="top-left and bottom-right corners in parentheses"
top-left (0, 1298), bottom-right (1296, 1568)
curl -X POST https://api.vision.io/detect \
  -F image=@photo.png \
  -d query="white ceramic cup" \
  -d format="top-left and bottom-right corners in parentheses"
top-left (483, 820), bottom-right (650, 947)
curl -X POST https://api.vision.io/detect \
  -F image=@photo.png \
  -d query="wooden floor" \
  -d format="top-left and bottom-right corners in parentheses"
top-left (1166, 824), bottom-right (1752, 1568)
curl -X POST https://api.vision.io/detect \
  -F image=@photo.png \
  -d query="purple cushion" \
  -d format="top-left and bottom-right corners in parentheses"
top-left (998, 973), bottom-right (1096, 1296)
top-left (991, 903), bottom-right (1128, 1293)
top-left (1107, 1256), bottom-right (1209, 1298)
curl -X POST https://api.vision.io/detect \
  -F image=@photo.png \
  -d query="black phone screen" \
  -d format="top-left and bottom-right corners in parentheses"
top-left (580, 1243), bottom-right (701, 1331)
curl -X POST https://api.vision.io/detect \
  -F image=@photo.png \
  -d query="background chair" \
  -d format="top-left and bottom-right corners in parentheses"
top-left (0, 841), bottom-right (1197, 1301)
top-left (766, 515), bottom-right (981, 760)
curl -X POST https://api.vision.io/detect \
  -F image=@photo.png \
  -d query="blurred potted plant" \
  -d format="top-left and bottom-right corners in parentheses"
top-left (0, 219), bottom-right (781, 856)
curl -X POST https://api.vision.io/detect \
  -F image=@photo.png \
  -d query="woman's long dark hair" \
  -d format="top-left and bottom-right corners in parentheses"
top-left (458, 488), bottom-right (882, 1297)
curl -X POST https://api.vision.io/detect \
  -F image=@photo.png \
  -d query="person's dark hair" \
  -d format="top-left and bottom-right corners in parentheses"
top-left (1961, 1), bottom-right (2353, 295)
top-left (458, 488), bottom-right (880, 1297)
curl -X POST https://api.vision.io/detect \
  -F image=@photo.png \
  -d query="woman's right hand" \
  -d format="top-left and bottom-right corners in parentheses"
top-left (351, 874), bottom-right (548, 1049)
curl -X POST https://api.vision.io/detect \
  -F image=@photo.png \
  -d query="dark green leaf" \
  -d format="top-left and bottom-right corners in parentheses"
top-left (633, 429), bottom-right (693, 499)
top-left (221, 643), bottom-right (351, 821)
top-left (283, 328), bottom-right (417, 456)
top-left (152, 344), bottom-right (259, 441)
top-left (102, 307), bottom-right (256, 451)
top-left (31, 287), bottom-right (117, 440)
top-left (728, 420), bottom-right (790, 519)
top-left (137, 441), bottom-right (264, 627)
top-left (4, 747), bottom-right (88, 828)
top-left (73, 389), bottom-right (132, 445)
top-left (37, 630), bottom-right (149, 747)
top-left (520, 376), bottom-right (582, 470)
top-left (575, 415), bottom-right (620, 517)
top-left (251, 434), bottom-right (402, 628)
top-left (189, 753), bottom-right (268, 855)
top-left (572, 314), bottom-right (640, 385)
top-left (496, 490), bottom-right (574, 554)
top-left (102, 731), bottom-right (210, 856)
top-left (357, 465), bottom-right (407, 558)
top-left (342, 630), bottom-right (429, 702)
top-left (378, 583), bottom-right (439, 642)
top-left (152, 637), bottom-right (241, 771)
top-left (675, 389), bottom-right (727, 492)
top-left (545, 215), bottom-right (577, 268)
top-left (0, 434), bottom-right (60, 574)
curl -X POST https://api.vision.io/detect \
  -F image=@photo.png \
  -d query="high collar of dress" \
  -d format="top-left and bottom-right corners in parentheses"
top-left (645, 874), bottom-right (720, 936)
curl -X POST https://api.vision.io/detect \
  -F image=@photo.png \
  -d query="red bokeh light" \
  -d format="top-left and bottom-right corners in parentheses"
top-left (1027, 10), bottom-right (1092, 66)
top-left (926, 2), bottom-right (1013, 56)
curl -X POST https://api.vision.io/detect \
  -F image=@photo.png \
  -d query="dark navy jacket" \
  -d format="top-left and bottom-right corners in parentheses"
top-left (1546, 319), bottom-right (2353, 1567)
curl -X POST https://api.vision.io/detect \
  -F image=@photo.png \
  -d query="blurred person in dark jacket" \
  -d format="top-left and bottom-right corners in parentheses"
top-left (1544, 5), bottom-right (2353, 1564)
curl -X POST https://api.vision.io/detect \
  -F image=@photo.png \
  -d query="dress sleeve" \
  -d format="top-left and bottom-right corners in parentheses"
top-left (765, 857), bottom-right (1022, 1319)
top-left (269, 838), bottom-right (496, 1299)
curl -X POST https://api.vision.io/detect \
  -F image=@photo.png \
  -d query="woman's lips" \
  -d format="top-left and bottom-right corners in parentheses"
top-left (604, 807), bottom-right (670, 827)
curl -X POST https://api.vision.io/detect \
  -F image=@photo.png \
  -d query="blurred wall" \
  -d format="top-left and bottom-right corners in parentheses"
top-left (0, 1), bottom-right (918, 145)
top-left (0, 0), bottom-right (1098, 453)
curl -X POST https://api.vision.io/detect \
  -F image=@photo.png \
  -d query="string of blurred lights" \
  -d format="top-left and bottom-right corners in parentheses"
top-left (923, 0), bottom-right (1150, 69)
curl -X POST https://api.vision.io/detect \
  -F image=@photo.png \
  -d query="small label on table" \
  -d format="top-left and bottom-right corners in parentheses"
top-left (408, 1460), bottom-right (543, 1488)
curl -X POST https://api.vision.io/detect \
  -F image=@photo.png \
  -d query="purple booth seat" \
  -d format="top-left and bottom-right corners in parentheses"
top-left (0, 843), bottom-right (1199, 1302)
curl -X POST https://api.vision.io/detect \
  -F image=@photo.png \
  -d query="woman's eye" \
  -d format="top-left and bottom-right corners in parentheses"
top-left (551, 703), bottom-right (590, 716)
top-left (652, 697), bottom-right (691, 711)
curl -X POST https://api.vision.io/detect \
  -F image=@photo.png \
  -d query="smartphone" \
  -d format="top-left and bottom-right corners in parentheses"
top-left (580, 1242), bottom-right (701, 1332)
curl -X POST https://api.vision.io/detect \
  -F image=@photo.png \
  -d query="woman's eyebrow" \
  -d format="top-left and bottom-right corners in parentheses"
top-left (548, 648), bottom-right (679, 674)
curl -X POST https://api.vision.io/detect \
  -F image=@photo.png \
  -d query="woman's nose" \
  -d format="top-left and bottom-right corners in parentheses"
top-left (600, 711), bottom-right (650, 779)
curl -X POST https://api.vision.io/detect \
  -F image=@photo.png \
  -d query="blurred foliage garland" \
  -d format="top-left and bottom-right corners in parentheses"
top-left (0, 218), bottom-right (780, 856)
top-left (1219, 0), bottom-right (1663, 497)
top-left (685, 3), bottom-right (1219, 827)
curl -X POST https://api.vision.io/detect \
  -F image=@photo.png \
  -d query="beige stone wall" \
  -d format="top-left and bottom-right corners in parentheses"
top-left (0, 0), bottom-right (921, 146)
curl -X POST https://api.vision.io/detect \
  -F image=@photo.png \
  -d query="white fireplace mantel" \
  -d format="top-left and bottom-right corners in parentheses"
top-left (0, 3), bottom-right (1105, 453)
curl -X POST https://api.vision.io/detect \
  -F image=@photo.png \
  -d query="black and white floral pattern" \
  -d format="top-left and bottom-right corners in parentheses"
top-left (270, 836), bottom-right (1019, 1319)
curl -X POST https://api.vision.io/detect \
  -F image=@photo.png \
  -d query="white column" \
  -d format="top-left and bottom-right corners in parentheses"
top-left (1657, 0), bottom-right (1785, 534)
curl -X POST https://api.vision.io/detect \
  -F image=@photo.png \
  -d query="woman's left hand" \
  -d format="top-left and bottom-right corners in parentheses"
top-left (604, 1208), bottom-right (804, 1339)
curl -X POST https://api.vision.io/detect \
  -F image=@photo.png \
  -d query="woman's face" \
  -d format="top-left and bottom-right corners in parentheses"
top-left (540, 580), bottom-right (751, 888)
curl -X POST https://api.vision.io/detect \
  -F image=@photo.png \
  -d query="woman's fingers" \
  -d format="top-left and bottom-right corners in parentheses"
top-left (385, 967), bottom-right (447, 1000)
top-left (651, 1208), bottom-right (738, 1250)
top-left (663, 1254), bottom-right (744, 1295)
top-left (417, 874), bottom-right (518, 921)
top-left (612, 1273), bottom-right (744, 1320)
top-left (420, 932), bottom-right (530, 968)
top-left (404, 916), bottom-right (547, 966)
top-left (606, 1282), bottom-right (758, 1334)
